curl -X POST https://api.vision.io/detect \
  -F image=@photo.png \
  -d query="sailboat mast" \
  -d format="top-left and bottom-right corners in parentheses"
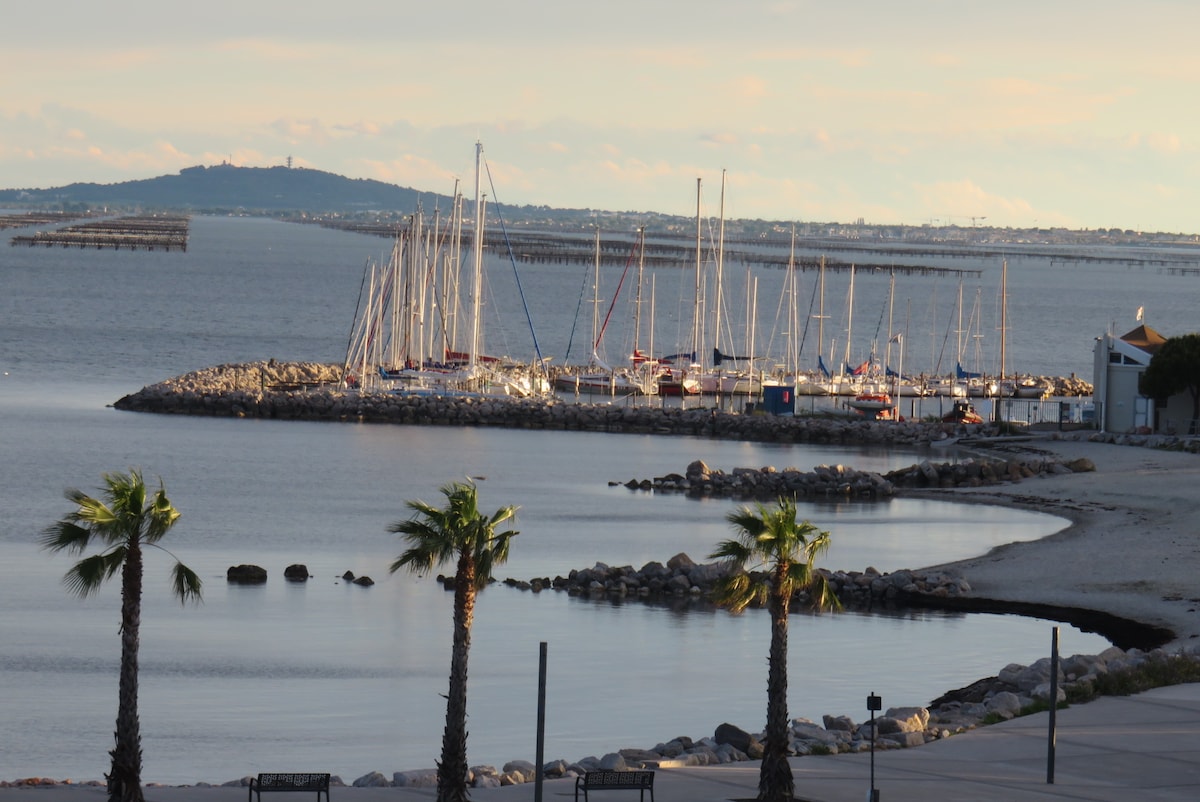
top-left (999, 259), bottom-right (1008, 381)
top-left (633, 226), bottom-right (645, 358)
top-left (591, 227), bottom-right (601, 355)
top-left (446, 183), bottom-right (463, 359)
top-left (956, 276), bottom-right (965, 369)
top-left (469, 142), bottom-right (485, 370)
top-left (786, 225), bottom-right (798, 375)
top-left (817, 255), bottom-right (827, 365)
top-left (885, 270), bottom-right (896, 373)
top-left (844, 265), bottom-right (856, 368)
top-left (713, 169), bottom-right (726, 367)
top-left (692, 177), bottom-right (703, 365)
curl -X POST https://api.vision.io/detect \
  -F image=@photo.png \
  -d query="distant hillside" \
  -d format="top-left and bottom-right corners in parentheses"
top-left (0, 164), bottom-right (457, 214)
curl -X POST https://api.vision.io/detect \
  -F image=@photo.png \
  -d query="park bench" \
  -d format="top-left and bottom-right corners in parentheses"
top-left (574, 769), bottom-right (655, 802)
top-left (248, 773), bottom-right (330, 802)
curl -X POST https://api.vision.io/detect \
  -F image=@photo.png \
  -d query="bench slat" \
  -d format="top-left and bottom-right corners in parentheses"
top-left (575, 770), bottom-right (654, 802)
top-left (250, 773), bottom-right (330, 802)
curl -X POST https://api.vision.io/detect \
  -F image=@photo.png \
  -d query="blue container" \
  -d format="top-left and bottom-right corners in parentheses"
top-left (760, 385), bottom-right (796, 415)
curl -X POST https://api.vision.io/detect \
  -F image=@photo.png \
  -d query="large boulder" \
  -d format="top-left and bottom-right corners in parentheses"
top-left (226, 564), bottom-right (267, 584)
top-left (390, 770), bottom-right (437, 787)
top-left (353, 773), bottom-right (391, 788)
top-left (283, 563), bottom-right (310, 581)
top-left (714, 722), bottom-right (758, 755)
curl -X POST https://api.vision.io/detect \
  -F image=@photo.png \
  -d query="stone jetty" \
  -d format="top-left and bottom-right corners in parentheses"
top-left (499, 552), bottom-right (972, 612)
top-left (114, 361), bottom-right (994, 445)
top-left (613, 450), bottom-right (1092, 501)
top-left (619, 459), bottom-right (896, 499)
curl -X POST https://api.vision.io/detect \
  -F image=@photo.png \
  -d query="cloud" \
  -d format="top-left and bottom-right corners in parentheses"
top-left (910, 178), bottom-right (1037, 226)
top-left (1124, 132), bottom-right (1182, 155)
top-left (723, 75), bottom-right (769, 99)
top-left (358, 154), bottom-right (459, 191)
top-left (216, 38), bottom-right (322, 61)
top-left (333, 120), bottom-right (383, 137)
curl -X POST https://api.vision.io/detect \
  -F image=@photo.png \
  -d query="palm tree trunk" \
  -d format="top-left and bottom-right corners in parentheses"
top-left (109, 543), bottom-right (145, 802)
top-left (758, 587), bottom-right (794, 802)
top-left (438, 552), bottom-right (476, 802)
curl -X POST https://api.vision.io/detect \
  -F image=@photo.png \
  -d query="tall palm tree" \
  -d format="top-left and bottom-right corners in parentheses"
top-left (708, 497), bottom-right (839, 802)
top-left (40, 469), bottom-right (202, 802)
top-left (388, 480), bottom-right (518, 802)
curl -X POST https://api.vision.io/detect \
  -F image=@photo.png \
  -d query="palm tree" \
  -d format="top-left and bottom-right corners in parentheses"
top-left (388, 480), bottom-right (518, 802)
top-left (40, 469), bottom-right (202, 802)
top-left (708, 497), bottom-right (839, 802)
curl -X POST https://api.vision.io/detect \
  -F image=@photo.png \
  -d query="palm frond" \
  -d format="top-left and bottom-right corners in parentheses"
top-left (62, 548), bottom-right (126, 598)
top-left (170, 562), bottom-right (204, 604)
top-left (708, 537), bottom-right (754, 564)
top-left (40, 520), bottom-right (93, 554)
top-left (62, 489), bottom-right (120, 537)
top-left (391, 549), bottom-right (437, 577)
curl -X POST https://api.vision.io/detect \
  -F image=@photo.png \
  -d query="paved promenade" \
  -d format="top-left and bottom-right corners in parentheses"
top-left (6, 683), bottom-right (1199, 802)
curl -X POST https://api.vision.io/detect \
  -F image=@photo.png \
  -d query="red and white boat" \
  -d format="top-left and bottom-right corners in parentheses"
top-left (847, 391), bottom-right (893, 413)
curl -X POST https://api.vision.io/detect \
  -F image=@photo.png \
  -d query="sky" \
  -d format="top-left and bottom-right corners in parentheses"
top-left (3, 1), bottom-right (1199, 232)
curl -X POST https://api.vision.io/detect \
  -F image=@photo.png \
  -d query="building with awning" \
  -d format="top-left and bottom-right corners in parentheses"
top-left (1091, 323), bottom-right (1166, 433)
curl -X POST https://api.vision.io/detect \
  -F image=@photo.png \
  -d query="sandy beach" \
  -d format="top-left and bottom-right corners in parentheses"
top-left (920, 434), bottom-right (1200, 648)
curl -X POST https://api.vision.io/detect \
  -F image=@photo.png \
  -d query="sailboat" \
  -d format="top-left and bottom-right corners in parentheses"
top-left (699, 170), bottom-right (760, 396)
top-left (657, 178), bottom-right (707, 398)
top-left (554, 228), bottom-right (657, 396)
top-left (343, 142), bottom-right (550, 398)
top-left (795, 256), bottom-right (832, 396)
top-left (761, 224), bottom-right (819, 397)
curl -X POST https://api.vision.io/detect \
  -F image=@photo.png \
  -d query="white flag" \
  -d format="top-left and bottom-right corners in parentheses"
top-left (1136, 306), bottom-right (1144, 322)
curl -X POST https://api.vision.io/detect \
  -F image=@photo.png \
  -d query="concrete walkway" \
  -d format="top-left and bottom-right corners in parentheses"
top-left (7, 684), bottom-right (1199, 802)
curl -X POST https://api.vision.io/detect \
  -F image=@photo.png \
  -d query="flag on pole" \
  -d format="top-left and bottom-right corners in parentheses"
top-left (1136, 306), bottom-right (1144, 322)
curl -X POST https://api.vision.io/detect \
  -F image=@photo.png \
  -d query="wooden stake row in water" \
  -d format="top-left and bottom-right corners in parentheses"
top-left (10, 214), bottom-right (190, 251)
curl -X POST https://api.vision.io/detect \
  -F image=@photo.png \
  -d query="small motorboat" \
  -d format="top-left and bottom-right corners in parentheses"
top-left (942, 399), bottom-right (984, 424)
top-left (847, 392), bottom-right (893, 412)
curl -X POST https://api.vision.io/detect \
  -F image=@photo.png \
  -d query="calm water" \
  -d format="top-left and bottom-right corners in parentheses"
top-left (1, 215), bottom-right (1171, 784)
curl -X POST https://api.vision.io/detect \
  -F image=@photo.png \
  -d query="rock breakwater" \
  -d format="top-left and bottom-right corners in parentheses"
top-left (114, 361), bottom-right (991, 445)
top-left (500, 552), bottom-right (971, 611)
top-left (614, 451), bottom-right (1092, 501)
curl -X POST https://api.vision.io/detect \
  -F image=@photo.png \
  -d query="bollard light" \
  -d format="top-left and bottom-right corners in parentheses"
top-left (867, 693), bottom-right (881, 802)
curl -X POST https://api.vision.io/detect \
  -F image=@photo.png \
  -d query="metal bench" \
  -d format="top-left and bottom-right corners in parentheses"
top-left (574, 770), bottom-right (655, 802)
top-left (248, 773), bottom-right (330, 802)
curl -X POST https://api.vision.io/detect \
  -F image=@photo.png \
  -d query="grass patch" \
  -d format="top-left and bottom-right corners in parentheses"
top-left (980, 698), bottom-right (1066, 726)
top-left (986, 657), bottom-right (1200, 724)
top-left (1073, 656), bottom-right (1200, 702)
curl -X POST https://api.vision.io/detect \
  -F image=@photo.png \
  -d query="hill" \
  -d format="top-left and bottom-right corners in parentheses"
top-left (0, 163), bottom-right (457, 214)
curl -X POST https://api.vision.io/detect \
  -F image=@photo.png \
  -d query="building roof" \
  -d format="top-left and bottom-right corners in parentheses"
top-left (1119, 324), bottom-right (1167, 354)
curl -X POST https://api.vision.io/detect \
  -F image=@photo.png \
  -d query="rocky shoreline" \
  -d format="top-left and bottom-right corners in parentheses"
top-left (10, 643), bottom-right (1197, 791)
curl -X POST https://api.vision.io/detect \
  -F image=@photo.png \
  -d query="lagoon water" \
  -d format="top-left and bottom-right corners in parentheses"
top-left (0, 214), bottom-right (1187, 784)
